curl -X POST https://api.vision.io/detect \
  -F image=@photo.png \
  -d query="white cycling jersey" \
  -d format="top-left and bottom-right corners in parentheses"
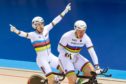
top-left (27, 23), bottom-right (53, 55)
top-left (58, 30), bottom-right (98, 65)
top-left (58, 30), bottom-right (93, 53)
top-left (18, 23), bottom-right (59, 75)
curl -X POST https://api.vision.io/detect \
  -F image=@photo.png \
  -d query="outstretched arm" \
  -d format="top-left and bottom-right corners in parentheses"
top-left (45, 3), bottom-right (71, 31)
top-left (10, 24), bottom-right (31, 39)
top-left (52, 3), bottom-right (71, 26)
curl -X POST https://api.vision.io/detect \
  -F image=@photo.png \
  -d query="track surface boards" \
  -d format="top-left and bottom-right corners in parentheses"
top-left (0, 67), bottom-right (126, 84)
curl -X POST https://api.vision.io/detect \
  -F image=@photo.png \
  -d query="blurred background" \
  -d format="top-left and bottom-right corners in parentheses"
top-left (0, 0), bottom-right (126, 70)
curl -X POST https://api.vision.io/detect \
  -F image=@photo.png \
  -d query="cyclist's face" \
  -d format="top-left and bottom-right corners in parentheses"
top-left (75, 29), bottom-right (85, 39)
top-left (36, 22), bottom-right (44, 33)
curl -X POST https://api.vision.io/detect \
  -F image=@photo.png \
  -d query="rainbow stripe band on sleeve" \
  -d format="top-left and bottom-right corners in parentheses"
top-left (32, 39), bottom-right (51, 52)
top-left (59, 43), bottom-right (82, 53)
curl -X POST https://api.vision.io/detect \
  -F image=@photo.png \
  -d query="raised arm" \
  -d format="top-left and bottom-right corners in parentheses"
top-left (45, 3), bottom-right (71, 31)
top-left (10, 24), bottom-right (32, 39)
top-left (52, 3), bottom-right (71, 26)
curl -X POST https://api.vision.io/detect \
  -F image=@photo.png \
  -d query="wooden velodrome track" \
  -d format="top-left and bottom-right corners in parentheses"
top-left (0, 67), bottom-right (126, 84)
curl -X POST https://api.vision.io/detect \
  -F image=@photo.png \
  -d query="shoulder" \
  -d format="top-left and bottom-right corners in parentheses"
top-left (28, 31), bottom-right (35, 34)
top-left (84, 33), bottom-right (89, 37)
top-left (28, 31), bottom-right (38, 37)
top-left (62, 30), bottom-right (74, 38)
top-left (84, 33), bottom-right (91, 41)
top-left (44, 23), bottom-right (53, 29)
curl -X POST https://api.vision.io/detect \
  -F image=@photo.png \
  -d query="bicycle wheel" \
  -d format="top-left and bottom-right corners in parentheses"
top-left (27, 74), bottom-right (48, 84)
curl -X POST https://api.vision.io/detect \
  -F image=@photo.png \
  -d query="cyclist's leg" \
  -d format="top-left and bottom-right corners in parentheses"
top-left (46, 73), bottom-right (55, 84)
top-left (66, 71), bottom-right (77, 84)
top-left (74, 54), bottom-right (95, 83)
top-left (49, 53), bottom-right (64, 73)
top-left (36, 55), bottom-right (55, 84)
top-left (59, 54), bottom-right (77, 84)
top-left (74, 54), bottom-right (95, 76)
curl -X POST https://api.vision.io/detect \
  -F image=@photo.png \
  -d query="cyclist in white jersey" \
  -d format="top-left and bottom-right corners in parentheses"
top-left (58, 20), bottom-right (102, 84)
top-left (10, 3), bottom-right (71, 84)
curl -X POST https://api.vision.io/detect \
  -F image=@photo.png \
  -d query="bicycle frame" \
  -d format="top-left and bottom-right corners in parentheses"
top-left (28, 68), bottom-right (112, 84)
top-left (76, 68), bottom-right (112, 84)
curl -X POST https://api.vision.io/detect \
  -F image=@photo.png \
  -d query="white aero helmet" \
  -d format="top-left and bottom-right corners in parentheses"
top-left (32, 16), bottom-right (44, 29)
top-left (74, 20), bottom-right (87, 30)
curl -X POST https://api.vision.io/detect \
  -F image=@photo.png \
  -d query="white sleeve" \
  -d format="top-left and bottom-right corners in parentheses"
top-left (58, 44), bottom-right (66, 55)
top-left (85, 35), bottom-right (93, 48)
top-left (44, 23), bottom-right (53, 32)
top-left (85, 35), bottom-right (99, 65)
top-left (19, 31), bottom-right (33, 39)
top-left (27, 32), bottom-right (34, 39)
top-left (88, 47), bottom-right (99, 65)
top-left (45, 15), bottom-right (62, 32)
top-left (58, 35), bottom-right (68, 55)
top-left (59, 35), bottom-right (68, 46)
top-left (52, 15), bottom-right (62, 26)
